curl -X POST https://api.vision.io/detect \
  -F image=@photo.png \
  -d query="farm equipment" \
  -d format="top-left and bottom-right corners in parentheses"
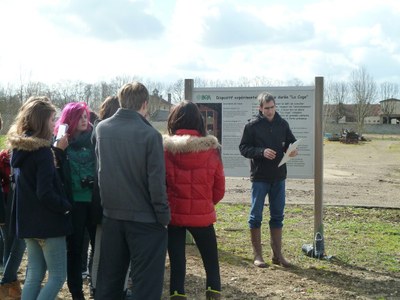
top-left (340, 130), bottom-right (359, 144)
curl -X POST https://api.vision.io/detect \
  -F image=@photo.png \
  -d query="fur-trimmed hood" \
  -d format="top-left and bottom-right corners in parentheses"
top-left (8, 133), bottom-right (51, 152)
top-left (163, 132), bottom-right (220, 155)
top-left (8, 133), bottom-right (52, 168)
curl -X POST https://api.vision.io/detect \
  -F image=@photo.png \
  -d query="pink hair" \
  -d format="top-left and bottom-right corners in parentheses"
top-left (55, 102), bottom-right (91, 138)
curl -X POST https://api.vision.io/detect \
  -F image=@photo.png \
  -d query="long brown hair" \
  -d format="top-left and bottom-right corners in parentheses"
top-left (99, 96), bottom-right (120, 120)
top-left (8, 96), bottom-right (56, 140)
top-left (167, 100), bottom-right (206, 136)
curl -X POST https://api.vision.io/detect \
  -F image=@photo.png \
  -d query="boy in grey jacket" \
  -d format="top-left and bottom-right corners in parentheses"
top-left (95, 81), bottom-right (170, 300)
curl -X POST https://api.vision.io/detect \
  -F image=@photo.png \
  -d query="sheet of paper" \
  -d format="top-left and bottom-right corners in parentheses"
top-left (278, 139), bottom-right (301, 167)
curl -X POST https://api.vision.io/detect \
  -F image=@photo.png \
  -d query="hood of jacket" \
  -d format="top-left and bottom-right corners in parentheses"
top-left (163, 130), bottom-right (220, 154)
top-left (163, 129), bottom-right (221, 169)
top-left (8, 133), bottom-right (51, 168)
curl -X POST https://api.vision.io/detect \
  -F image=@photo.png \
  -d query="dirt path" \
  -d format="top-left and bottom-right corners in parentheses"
top-left (223, 137), bottom-right (400, 208)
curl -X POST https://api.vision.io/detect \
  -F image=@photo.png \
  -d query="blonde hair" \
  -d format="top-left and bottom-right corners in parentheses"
top-left (118, 81), bottom-right (149, 111)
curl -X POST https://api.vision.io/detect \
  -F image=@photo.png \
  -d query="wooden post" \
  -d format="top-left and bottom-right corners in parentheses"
top-left (314, 76), bottom-right (325, 255)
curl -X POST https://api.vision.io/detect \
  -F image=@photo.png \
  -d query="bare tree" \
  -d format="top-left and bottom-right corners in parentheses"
top-left (145, 80), bottom-right (166, 99)
top-left (24, 81), bottom-right (49, 98)
top-left (84, 84), bottom-right (93, 104)
top-left (287, 77), bottom-right (304, 86)
top-left (167, 79), bottom-right (184, 103)
top-left (349, 66), bottom-right (377, 134)
top-left (100, 81), bottom-right (117, 100)
top-left (245, 76), bottom-right (278, 87)
top-left (380, 82), bottom-right (399, 100)
top-left (16, 69), bottom-right (33, 103)
top-left (110, 75), bottom-right (142, 95)
top-left (50, 81), bottom-right (77, 108)
top-left (379, 82), bottom-right (399, 124)
top-left (325, 81), bottom-right (349, 124)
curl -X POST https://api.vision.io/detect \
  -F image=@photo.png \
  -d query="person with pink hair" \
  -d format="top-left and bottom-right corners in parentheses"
top-left (54, 102), bottom-right (96, 300)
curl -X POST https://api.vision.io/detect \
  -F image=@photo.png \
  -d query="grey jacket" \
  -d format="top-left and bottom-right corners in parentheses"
top-left (95, 108), bottom-right (170, 226)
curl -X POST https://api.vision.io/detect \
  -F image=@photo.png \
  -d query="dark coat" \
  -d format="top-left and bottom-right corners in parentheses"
top-left (90, 119), bottom-right (103, 225)
top-left (239, 112), bottom-right (296, 182)
top-left (8, 133), bottom-right (72, 239)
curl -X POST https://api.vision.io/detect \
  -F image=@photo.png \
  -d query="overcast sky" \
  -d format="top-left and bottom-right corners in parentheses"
top-left (0, 0), bottom-right (399, 86)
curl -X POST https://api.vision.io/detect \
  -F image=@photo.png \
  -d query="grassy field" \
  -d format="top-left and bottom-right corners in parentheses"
top-left (162, 203), bottom-right (400, 299)
top-left (215, 203), bottom-right (400, 273)
top-left (0, 135), bottom-right (6, 149)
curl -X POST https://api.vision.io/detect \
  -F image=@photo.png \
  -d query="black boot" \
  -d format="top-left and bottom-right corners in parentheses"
top-left (72, 291), bottom-right (86, 300)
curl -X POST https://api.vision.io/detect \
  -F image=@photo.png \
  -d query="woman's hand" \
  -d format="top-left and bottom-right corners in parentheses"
top-left (54, 134), bottom-right (69, 150)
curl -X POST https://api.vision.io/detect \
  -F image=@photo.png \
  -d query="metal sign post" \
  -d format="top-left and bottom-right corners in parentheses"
top-left (313, 76), bottom-right (325, 257)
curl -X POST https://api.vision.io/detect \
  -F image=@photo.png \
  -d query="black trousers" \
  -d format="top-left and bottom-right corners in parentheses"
top-left (95, 217), bottom-right (168, 300)
top-left (67, 202), bottom-right (96, 296)
top-left (168, 224), bottom-right (221, 295)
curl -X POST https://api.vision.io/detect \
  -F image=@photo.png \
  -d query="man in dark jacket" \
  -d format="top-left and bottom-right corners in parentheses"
top-left (239, 91), bottom-right (298, 268)
top-left (95, 81), bottom-right (170, 300)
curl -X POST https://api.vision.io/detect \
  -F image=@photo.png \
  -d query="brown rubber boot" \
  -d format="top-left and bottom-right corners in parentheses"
top-left (0, 284), bottom-right (7, 299)
top-left (250, 228), bottom-right (267, 268)
top-left (270, 227), bottom-right (292, 267)
top-left (0, 280), bottom-right (22, 299)
top-left (206, 287), bottom-right (221, 300)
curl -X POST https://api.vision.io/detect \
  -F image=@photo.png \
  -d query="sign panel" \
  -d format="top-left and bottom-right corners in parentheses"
top-left (192, 86), bottom-right (315, 178)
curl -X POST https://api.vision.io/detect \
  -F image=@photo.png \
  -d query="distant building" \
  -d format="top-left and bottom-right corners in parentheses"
top-left (324, 103), bottom-right (381, 124)
top-left (365, 104), bottom-right (382, 124)
top-left (379, 98), bottom-right (400, 124)
top-left (149, 92), bottom-right (173, 122)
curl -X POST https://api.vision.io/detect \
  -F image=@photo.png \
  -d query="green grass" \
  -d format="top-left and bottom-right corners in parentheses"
top-left (215, 203), bottom-right (400, 273)
top-left (0, 135), bottom-right (6, 149)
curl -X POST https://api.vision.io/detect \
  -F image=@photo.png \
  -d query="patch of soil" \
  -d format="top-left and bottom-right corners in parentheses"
top-left (19, 138), bottom-right (400, 299)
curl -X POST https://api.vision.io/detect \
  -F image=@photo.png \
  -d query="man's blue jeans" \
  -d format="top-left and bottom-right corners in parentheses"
top-left (249, 180), bottom-right (286, 229)
top-left (22, 236), bottom-right (67, 300)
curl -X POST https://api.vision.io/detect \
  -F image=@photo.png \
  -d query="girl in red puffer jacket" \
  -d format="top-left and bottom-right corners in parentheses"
top-left (163, 100), bottom-right (225, 300)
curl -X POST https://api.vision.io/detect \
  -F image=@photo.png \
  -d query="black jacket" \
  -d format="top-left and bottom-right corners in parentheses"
top-left (239, 112), bottom-right (296, 182)
top-left (8, 133), bottom-right (72, 239)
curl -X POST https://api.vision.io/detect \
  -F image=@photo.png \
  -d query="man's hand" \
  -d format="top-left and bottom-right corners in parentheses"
top-left (288, 149), bottom-right (298, 157)
top-left (263, 148), bottom-right (276, 160)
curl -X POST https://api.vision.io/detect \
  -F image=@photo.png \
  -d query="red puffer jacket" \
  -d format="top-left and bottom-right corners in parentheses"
top-left (163, 129), bottom-right (225, 227)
